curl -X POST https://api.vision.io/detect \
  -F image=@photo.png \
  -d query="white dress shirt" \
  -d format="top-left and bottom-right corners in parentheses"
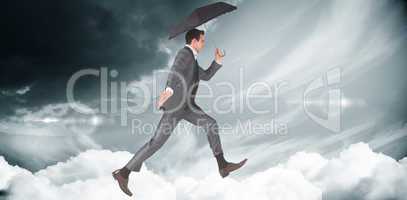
top-left (185, 44), bottom-right (198, 60)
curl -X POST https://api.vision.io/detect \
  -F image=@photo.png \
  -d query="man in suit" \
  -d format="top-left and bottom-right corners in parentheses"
top-left (113, 29), bottom-right (247, 196)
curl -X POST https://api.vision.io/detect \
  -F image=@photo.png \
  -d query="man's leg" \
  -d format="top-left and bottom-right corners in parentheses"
top-left (113, 111), bottom-right (182, 196)
top-left (124, 111), bottom-right (182, 172)
top-left (182, 105), bottom-right (247, 177)
top-left (182, 105), bottom-right (224, 157)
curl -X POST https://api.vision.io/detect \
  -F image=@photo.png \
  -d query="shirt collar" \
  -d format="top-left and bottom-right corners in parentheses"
top-left (185, 44), bottom-right (198, 60)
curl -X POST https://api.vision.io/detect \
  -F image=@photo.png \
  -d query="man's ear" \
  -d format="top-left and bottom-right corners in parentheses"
top-left (188, 40), bottom-right (194, 48)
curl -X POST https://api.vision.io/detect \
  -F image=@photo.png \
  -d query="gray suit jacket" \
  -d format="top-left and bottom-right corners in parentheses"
top-left (161, 46), bottom-right (222, 111)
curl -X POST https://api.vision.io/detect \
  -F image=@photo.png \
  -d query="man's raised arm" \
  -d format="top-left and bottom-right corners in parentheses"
top-left (199, 48), bottom-right (225, 81)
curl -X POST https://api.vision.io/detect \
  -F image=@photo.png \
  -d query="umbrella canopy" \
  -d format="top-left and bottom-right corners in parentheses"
top-left (168, 2), bottom-right (237, 39)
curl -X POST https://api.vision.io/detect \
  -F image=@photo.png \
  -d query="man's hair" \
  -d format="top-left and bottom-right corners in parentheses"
top-left (185, 29), bottom-right (205, 44)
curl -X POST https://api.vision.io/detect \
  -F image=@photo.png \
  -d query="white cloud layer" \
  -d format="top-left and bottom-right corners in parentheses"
top-left (0, 142), bottom-right (406, 200)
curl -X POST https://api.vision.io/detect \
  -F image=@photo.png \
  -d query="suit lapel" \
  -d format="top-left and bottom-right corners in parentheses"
top-left (184, 46), bottom-right (199, 81)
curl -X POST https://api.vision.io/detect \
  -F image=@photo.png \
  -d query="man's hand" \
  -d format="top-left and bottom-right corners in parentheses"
top-left (215, 48), bottom-right (225, 64)
top-left (157, 88), bottom-right (173, 109)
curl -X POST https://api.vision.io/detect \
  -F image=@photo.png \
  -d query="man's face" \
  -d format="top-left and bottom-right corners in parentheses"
top-left (192, 34), bottom-right (205, 53)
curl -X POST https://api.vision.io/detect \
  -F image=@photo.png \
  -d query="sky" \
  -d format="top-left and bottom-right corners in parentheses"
top-left (0, 0), bottom-right (407, 199)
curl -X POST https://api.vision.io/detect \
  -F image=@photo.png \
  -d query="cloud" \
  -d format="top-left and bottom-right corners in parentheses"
top-left (0, 102), bottom-right (106, 170)
top-left (0, 0), bottom-right (406, 194)
top-left (1, 150), bottom-right (174, 200)
top-left (0, 142), bottom-right (406, 200)
top-left (0, 86), bottom-right (31, 97)
top-left (1, 102), bottom-right (105, 137)
top-left (0, 0), bottom-right (205, 102)
top-left (15, 86), bottom-right (30, 95)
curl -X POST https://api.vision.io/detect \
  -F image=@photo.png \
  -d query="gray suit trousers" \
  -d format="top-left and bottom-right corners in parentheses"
top-left (125, 104), bottom-right (224, 172)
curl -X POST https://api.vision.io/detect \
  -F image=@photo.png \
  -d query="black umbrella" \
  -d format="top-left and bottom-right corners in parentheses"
top-left (168, 2), bottom-right (237, 39)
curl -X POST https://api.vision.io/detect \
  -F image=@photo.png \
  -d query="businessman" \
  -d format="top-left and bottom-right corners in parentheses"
top-left (113, 29), bottom-right (247, 196)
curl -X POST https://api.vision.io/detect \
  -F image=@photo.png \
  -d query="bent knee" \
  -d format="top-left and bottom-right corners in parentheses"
top-left (203, 119), bottom-right (219, 132)
top-left (198, 117), bottom-right (216, 126)
top-left (208, 118), bottom-right (217, 126)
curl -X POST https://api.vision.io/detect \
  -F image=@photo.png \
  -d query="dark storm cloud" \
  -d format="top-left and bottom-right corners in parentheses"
top-left (0, 0), bottom-right (211, 115)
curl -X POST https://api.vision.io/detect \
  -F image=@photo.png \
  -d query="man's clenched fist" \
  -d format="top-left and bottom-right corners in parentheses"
top-left (215, 48), bottom-right (225, 64)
